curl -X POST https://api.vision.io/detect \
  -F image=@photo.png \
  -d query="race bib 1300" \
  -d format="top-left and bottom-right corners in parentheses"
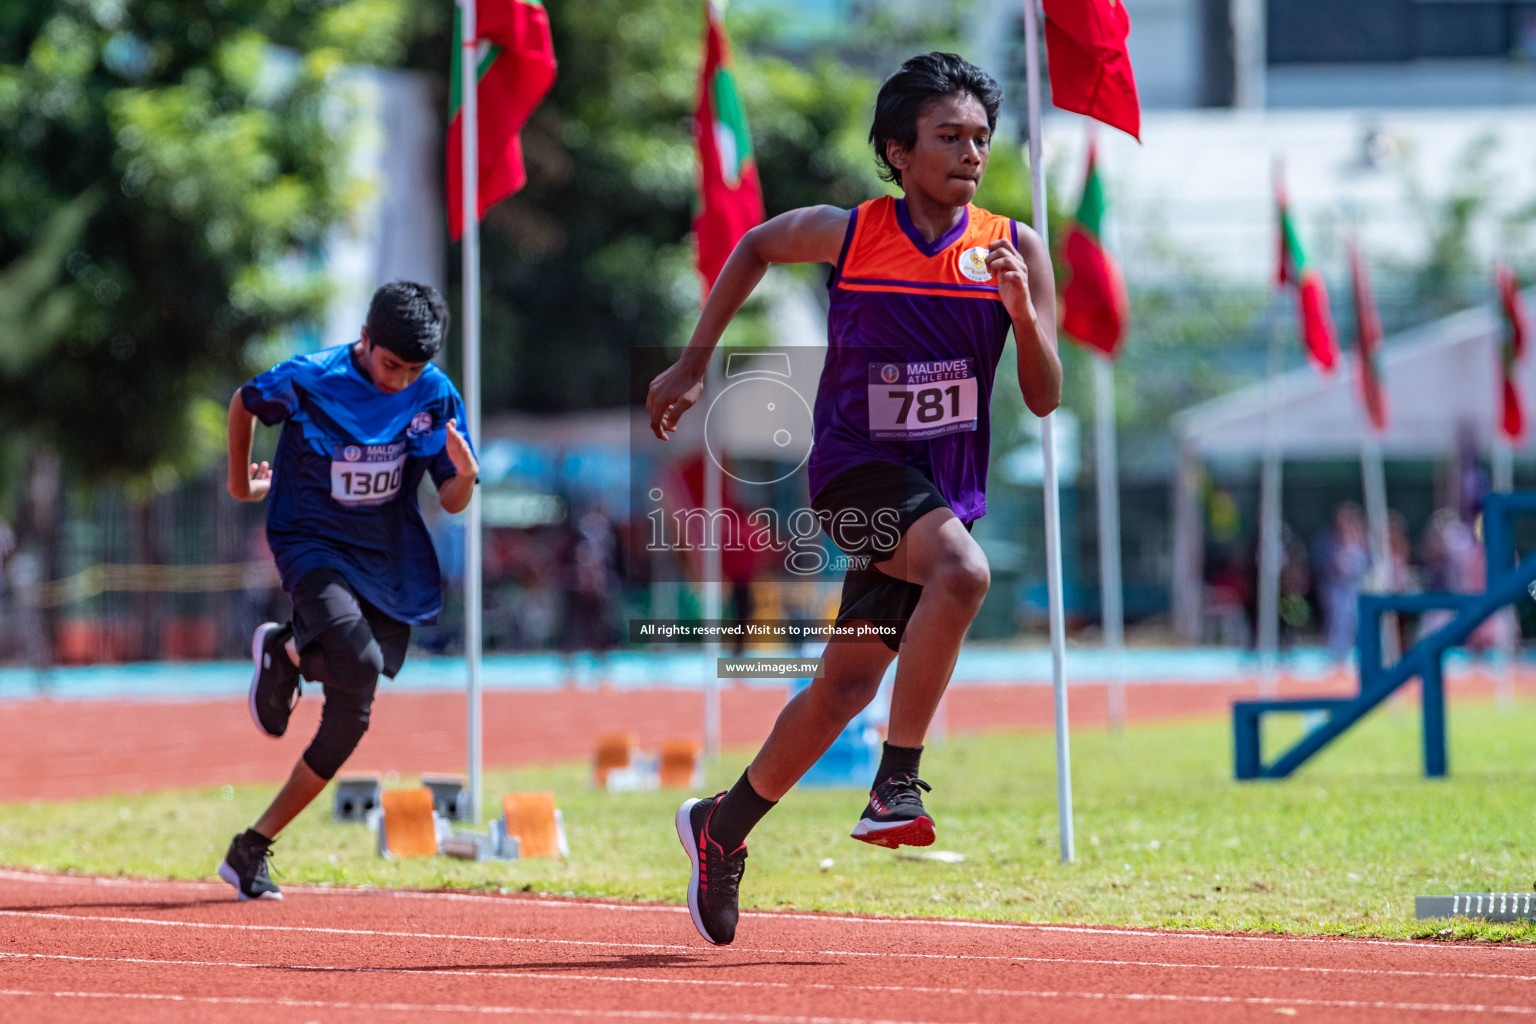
top-left (867, 360), bottom-right (978, 440)
top-left (330, 441), bottom-right (407, 506)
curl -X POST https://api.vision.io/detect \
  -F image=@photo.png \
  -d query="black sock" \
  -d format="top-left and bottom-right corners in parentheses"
top-left (244, 827), bottom-right (274, 845)
top-left (708, 770), bottom-right (776, 851)
top-left (875, 742), bottom-right (923, 784)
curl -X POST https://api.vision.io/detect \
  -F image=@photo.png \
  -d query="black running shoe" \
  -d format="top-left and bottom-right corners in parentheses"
top-left (850, 773), bottom-right (935, 849)
top-left (218, 829), bottom-right (282, 901)
top-left (248, 622), bottom-right (300, 738)
top-left (675, 793), bottom-right (747, 946)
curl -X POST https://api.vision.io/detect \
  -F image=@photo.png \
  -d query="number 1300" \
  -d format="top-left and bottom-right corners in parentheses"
top-left (339, 467), bottom-right (401, 497)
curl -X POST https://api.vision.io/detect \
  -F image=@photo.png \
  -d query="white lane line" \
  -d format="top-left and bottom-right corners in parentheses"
top-left (0, 869), bottom-right (1527, 954)
top-left (0, 984), bottom-right (1532, 1018)
top-left (6, 948), bottom-right (1536, 993)
top-left (3, 910), bottom-right (1534, 983)
top-left (0, 988), bottom-right (966, 1024)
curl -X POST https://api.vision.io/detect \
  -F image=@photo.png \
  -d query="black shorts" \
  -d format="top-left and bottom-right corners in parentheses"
top-left (811, 461), bottom-right (957, 653)
top-left (291, 567), bottom-right (409, 679)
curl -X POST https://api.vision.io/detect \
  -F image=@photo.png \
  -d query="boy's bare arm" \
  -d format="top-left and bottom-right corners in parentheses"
top-left (647, 205), bottom-right (850, 440)
top-left (226, 389), bottom-right (271, 502)
top-left (988, 224), bottom-right (1061, 417)
top-left (435, 420), bottom-right (479, 514)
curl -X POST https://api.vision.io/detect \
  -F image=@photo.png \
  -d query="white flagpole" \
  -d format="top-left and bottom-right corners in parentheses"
top-left (1257, 294), bottom-right (1283, 697)
top-left (1023, 0), bottom-right (1073, 865)
top-left (1093, 355), bottom-right (1126, 731)
top-left (1359, 429), bottom-right (1395, 659)
top-left (459, 0), bottom-right (485, 823)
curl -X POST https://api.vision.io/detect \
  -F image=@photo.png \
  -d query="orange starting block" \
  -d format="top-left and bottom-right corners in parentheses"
top-left (659, 738), bottom-right (703, 790)
top-left (378, 787), bottom-right (445, 859)
top-left (593, 732), bottom-right (639, 788)
top-left (500, 791), bottom-right (567, 859)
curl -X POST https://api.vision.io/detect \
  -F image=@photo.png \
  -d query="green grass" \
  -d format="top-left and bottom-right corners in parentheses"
top-left (4, 698), bottom-right (1536, 942)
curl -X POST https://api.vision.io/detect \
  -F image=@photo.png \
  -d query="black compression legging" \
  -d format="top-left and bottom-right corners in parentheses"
top-left (299, 617), bottom-right (383, 780)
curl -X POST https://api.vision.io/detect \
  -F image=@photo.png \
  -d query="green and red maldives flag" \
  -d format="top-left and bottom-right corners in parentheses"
top-left (1497, 264), bottom-right (1529, 441)
top-left (1348, 238), bottom-right (1387, 432)
top-left (1275, 170), bottom-right (1339, 374)
top-left (694, 0), bottom-right (763, 295)
top-left (1042, 0), bottom-right (1141, 141)
top-left (1059, 139), bottom-right (1129, 358)
top-left (446, 0), bottom-right (557, 241)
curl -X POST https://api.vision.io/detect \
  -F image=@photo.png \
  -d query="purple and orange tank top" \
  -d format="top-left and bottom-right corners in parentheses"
top-left (807, 195), bottom-right (1019, 522)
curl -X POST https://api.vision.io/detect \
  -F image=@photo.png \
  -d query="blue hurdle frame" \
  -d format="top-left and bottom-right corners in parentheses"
top-left (1233, 491), bottom-right (1536, 780)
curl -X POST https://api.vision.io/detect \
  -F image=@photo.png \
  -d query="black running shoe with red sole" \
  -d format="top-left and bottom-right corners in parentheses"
top-left (675, 793), bottom-right (747, 945)
top-left (851, 773), bottom-right (935, 849)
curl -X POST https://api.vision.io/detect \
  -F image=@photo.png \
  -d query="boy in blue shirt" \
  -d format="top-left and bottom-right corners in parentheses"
top-left (219, 281), bottom-right (477, 900)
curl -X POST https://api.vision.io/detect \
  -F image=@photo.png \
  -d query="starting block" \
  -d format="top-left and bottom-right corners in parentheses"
top-left (1416, 893), bottom-right (1536, 922)
top-left (658, 738), bottom-right (703, 790)
top-left (421, 773), bottom-right (471, 821)
top-left (333, 773), bottom-right (382, 823)
top-left (377, 787), bottom-right (448, 859)
top-left (594, 732), bottom-right (658, 791)
top-left (502, 791), bottom-right (567, 859)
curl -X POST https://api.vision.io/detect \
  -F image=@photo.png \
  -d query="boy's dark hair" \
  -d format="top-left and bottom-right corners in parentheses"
top-left (870, 52), bottom-right (1003, 189)
top-left (365, 281), bottom-right (450, 362)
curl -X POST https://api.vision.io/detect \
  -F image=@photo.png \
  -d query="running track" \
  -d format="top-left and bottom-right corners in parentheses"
top-left (4, 868), bottom-right (1536, 1023)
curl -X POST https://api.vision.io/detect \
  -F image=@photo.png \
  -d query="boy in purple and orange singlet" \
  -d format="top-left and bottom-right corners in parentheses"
top-left (647, 53), bottom-right (1062, 945)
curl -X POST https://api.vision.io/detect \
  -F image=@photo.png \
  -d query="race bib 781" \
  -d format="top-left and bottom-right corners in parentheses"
top-left (867, 360), bottom-right (978, 440)
top-left (330, 441), bottom-right (407, 506)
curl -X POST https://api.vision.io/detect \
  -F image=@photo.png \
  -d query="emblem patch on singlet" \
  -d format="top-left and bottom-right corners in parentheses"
top-left (957, 246), bottom-right (992, 283)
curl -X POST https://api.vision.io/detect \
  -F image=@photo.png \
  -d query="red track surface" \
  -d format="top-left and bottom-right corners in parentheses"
top-left (2, 669), bottom-right (1526, 802)
top-left (3, 868), bottom-right (1534, 1023)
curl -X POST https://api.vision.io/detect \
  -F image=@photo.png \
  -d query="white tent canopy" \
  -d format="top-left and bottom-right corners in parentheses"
top-left (1169, 292), bottom-right (1535, 639)
top-left (1174, 294), bottom-right (1536, 459)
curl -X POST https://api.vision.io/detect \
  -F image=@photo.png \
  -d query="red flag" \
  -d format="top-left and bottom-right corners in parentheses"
top-left (1275, 169), bottom-right (1339, 374)
top-left (1498, 264), bottom-right (1528, 441)
top-left (1059, 139), bottom-right (1129, 357)
top-left (1042, 0), bottom-right (1141, 141)
top-left (447, 0), bottom-right (558, 241)
top-left (694, 0), bottom-right (764, 296)
top-left (1348, 238), bottom-right (1387, 432)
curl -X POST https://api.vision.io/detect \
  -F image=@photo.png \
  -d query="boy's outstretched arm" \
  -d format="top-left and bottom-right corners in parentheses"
top-left (647, 205), bottom-right (850, 441)
top-left (226, 389), bottom-right (272, 502)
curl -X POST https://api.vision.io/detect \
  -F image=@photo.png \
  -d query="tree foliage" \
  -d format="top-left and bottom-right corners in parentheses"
top-left (424, 2), bottom-right (916, 412)
top-left (0, 0), bottom-right (404, 488)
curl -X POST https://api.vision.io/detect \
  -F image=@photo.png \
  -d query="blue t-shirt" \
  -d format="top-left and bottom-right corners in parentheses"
top-left (240, 343), bottom-right (474, 626)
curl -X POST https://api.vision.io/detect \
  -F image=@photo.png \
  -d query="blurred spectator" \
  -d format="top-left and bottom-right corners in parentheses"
top-left (1315, 503), bottom-right (1371, 664)
top-left (1204, 541), bottom-right (1254, 647)
top-left (1416, 508), bottom-right (1500, 647)
top-left (1278, 523), bottom-right (1313, 646)
top-left (1386, 511), bottom-right (1416, 592)
top-left (0, 513), bottom-right (13, 621)
top-left (6, 547), bottom-right (48, 672)
top-left (559, 505), bottom-right (623, 655)
top-left (1421, 508), bottom-right (1476, 593)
